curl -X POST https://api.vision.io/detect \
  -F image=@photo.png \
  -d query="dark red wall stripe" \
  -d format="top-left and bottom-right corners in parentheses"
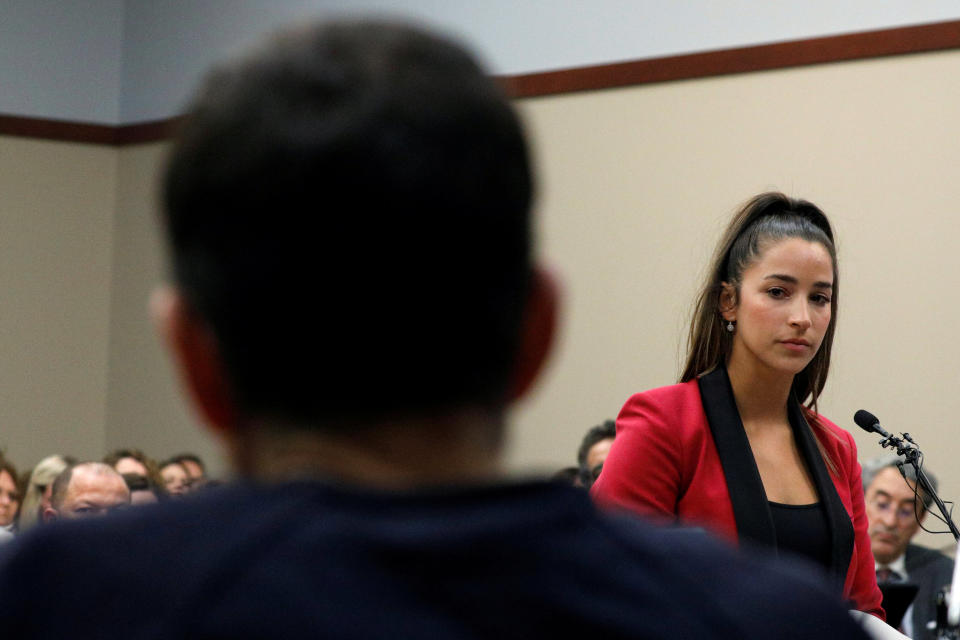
top-left (500, 19), bottom-right (960, 97)
top-left (3, 19), bottom-right (960, 146)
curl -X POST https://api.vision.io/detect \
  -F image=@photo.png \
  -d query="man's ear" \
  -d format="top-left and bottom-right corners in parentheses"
top-left (718, 282), bottom-right (738, 321)
top-left (150, 285), bottom-right (238, 434)
top-left (506, 266), bottom-right (560, 403)
top-left (42, 507), bottom-right (58, 524)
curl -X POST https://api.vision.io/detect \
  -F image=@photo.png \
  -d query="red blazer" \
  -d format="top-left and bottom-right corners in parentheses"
top-left (592, 368), bottom-right (883, 619)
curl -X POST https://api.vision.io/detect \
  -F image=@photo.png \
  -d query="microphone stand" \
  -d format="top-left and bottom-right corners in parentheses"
top-left (871, 429), bottom-right (960, 639)
top-left (876, 431), bottom-right (960, 541)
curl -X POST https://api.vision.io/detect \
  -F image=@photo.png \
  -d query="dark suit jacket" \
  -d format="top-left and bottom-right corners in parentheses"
top-left (905, 543), bottom-right (954, 640)
top-left (593, 366), bottom-right (884, 618)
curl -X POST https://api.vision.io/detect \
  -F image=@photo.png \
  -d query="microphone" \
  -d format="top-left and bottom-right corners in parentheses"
top-left (853, 410), bottom-right (892, 439)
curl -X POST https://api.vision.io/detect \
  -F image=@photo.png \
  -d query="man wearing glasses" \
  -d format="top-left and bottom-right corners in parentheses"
top-left (863, 454), bottom-right (954, 639)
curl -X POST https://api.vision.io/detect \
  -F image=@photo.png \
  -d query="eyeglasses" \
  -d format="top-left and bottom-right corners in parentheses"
top-left (869, 496), bottom-right (923, 522)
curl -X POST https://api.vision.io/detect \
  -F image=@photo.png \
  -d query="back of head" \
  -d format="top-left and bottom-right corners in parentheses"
top-left (163, 20), bottom-right (533, 429)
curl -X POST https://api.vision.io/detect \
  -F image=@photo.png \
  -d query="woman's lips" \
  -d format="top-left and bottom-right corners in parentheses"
top-left (780, 339), bottom-right (811, 352)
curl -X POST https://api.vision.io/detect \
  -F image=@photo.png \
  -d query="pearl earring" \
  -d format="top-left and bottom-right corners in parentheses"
top-left (726, 321), bottom-right (735, 333)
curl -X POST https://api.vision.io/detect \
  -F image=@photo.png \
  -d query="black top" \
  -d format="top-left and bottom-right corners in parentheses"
top-left (698, 366), bottom-right (854, 591)
top-left (0, 480), bottom-right (868, 639)
top-left (769, 501), bottom-right (833, 570)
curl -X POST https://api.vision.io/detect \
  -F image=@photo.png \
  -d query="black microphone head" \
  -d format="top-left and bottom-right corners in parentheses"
top-left (854, 410), bottom-right (880, 433)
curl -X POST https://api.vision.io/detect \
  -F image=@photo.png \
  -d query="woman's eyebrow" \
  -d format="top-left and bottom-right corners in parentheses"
top-left (763, 274), bottom-right (833, 288)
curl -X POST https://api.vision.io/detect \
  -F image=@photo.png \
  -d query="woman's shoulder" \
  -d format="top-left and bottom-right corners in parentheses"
top-left (624, 378), bottom-right (701, 406)
top-left (804, 408), bottom-right (858, 459)
top-left (619, 378), bottom-right (706, 433)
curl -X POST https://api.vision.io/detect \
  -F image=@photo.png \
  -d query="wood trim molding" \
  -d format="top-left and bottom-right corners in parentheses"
top-left (115, 117), bottom-right (185, 145)
top-left (501, 19), bottom-right (960, 97)
top-left (0, 114), bottom-right (119, 145)
top-left (3, 19), bottom-right (960, 145)
top-left (0, 114), bottom-right (185, 146)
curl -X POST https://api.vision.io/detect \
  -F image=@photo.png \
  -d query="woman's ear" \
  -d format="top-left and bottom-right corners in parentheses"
top-left (718, 282), bottom-right (737, 321)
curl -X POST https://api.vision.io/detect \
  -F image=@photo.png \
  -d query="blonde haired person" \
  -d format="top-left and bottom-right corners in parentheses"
top-left (17, 454), bottom-right (71, 532)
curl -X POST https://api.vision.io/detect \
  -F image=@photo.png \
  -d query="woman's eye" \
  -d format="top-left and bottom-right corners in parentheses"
top-left (767, 287), bottom-right (787, 299)
top-left (811, 294), bottom-right (831, 305)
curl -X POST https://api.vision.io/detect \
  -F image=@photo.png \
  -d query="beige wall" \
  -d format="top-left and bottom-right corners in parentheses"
top-left (0, 136), bottom-right (116, 466)
top-left (508, 48), bottom-right (960, 549)
top-left (2, 48), bottom-right (959, 549)
top-left (106, 143), bottom-right (224, 475)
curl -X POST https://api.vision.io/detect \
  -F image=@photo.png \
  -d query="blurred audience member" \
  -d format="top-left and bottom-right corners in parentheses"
top-left (863, 454), bottom-right (953, 639)
top-left (121, 473), bottom-right (163, 506)
top-left (44, 463), bottom-right (130, 522)
top-left (552, 466), bottom-right (583, 487)
top-left (577, 419), bottom-right (615, 488)
top-left (159, 460), bottom-right (190, 497)
top-left (104, 448), bottom-right (166, 494)
top-left (170, 453), bottom-right (206, 488)
top-left (104, 448), bottom-right (150, 477)
top-left (17, 454), bottom-right (73, 533)
top-left (0, 455), bottom-right (19, 542)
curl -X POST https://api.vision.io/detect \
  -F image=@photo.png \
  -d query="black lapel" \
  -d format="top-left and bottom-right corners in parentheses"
top-left (786, 393), bottom-right (854, 588)
top-left (698, 367), bottom-right (776, 548)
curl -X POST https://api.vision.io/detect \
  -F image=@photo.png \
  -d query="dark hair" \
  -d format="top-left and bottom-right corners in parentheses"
top-left (577, 419), bottom-right (616, 467)
top-left (0, 453), bottom-right (18, 489)
top-left (169, 453), bottom-right (205, 473)
top-left (104, 448), bottom-right (165, 491)
top-left (681, 192), bottom-right (838, 411)
top-left (162, 20), bottom-right (532, 428)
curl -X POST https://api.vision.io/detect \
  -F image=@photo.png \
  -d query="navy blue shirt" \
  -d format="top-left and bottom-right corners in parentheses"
top-left (0, 480), bottom-right (867, 639)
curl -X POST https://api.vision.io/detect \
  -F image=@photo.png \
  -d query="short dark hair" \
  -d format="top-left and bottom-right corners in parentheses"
top-left (162, 20), bottom-right (533, 428)
top-left (577, 420), bottom-right (616, 467)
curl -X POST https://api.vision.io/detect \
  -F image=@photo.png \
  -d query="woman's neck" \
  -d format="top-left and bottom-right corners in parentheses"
top-left (224, 407), bottom-right (505, 489)
top-left (726, 351), bottom-right (795, 426)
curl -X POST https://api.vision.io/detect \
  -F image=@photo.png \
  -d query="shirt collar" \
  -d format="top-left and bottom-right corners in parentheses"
top-left (876, 552), bottom-right (907, 577)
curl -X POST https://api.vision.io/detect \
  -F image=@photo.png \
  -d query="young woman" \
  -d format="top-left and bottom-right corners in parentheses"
top-left (592, 192), bottom-right (883, 618)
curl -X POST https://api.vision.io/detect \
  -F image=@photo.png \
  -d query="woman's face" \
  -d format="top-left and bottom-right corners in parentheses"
top-left (161, 463), bottom-right (189, 496)
top-left (0, 470), bottom-right (19, 527)
top-left (723, 237), bottom-right (833, 379)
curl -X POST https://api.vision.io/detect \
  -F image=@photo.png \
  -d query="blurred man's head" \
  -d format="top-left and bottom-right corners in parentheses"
top-left (577, 420), bottom-right (616, 487)
top-left (44, 463), bottom-right (130, 522)
top-left (862, 455), bottom-right (935, 564)
top-left (153, 20), bottom-right (553, 468)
